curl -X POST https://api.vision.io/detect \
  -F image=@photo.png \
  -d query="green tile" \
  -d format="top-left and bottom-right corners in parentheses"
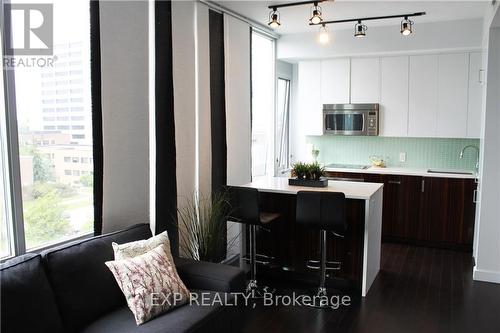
top-left (306, 136), bottom-right (480, 170)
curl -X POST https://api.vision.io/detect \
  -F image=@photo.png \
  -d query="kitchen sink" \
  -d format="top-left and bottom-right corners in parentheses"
top-left (427, 169), bottom-right (475, 175)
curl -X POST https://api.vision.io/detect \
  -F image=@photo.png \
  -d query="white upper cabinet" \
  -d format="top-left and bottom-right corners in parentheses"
top-left (436, 53), bottom-right (469, 138)
top-left (320, 59), bottom-right (350, 105)
top-left (297, 61), bottom-right (322, 135)
top-left (296, 52), bottom-right (478, 139)
top-left (350, 57), bottom-right (380, 103)
top-left (408, 55), bottom-right (438, 137)
top-left (379, 56), bottom-right (409, 137)
top-left (467, 52), bottom-right (484, 138)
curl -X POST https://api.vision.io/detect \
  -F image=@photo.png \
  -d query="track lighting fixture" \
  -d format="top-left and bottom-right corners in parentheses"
top-left (318, 24), bottom-right (330, 44)
top-left (400, 16), bottom-right (413, 36)
top-left (267, 0), bottom-right (326, 28)
top-left (309, 12), bottom-right (425, 41)
top-left (268, 7), bottom-right (281, 28)
top-left (309, 2), bottom-right (323, 25)
top-left (354, 21), bottom-right (367, 38)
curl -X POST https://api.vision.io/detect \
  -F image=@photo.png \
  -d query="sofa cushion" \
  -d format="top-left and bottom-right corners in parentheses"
top-left (174, 257), bottom-right (246, 293)
top-left (42, 223), bottom-right (153, 332)
top-left (105, 244), bottom-right (190, 325)
top-left (0, 253), bottom-right (65, 333)
top-left (112, 231), bottom-right (174, 263)
top-left (81, 291), bottom-right (242, 333)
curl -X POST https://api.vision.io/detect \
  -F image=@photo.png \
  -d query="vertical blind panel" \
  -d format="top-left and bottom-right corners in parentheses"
top-left (155, 0), bottom-right (178, 256)
top-left (90, 0), bottom-right (104, 236)
top-left (224, 15), bottom-right (251, 186)
top-left (209, 10), bottom-right (227, 194)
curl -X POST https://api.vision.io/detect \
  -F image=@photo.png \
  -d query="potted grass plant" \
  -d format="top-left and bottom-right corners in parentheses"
top-left (177, 191), bottom-right (239, 263)
top-left (289, 162), bottom-right (328, 187)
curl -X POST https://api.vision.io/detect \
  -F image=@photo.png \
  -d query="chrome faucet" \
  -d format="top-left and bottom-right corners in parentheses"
top-left (459, 145), bottom-right (480, 173)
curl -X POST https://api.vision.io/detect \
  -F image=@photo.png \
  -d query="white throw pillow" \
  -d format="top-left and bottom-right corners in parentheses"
top-left (105, 244), bottom-right (190, 325)
top-left (112, 231), bottom-right (174, 264)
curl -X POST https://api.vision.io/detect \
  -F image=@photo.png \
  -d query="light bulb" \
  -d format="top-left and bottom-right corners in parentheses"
top-left (318, 25), bottom-right (330, 44)
top-left (268, 10), bottom-right (280, 28)
top-left (354, 22), bottom-right (367, 38)
top-left (401, 18), bottom-right (413, 36)
top-left (309, 6), bottom-right (322, 25)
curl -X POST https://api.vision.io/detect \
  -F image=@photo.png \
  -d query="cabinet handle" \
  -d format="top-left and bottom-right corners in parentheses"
top-left (421, 179), bottom-right (425, 192)
top-left (388, 180), bottom-right (401, 185)
top-left (473, 190), bottom-right (478, 203)
top-left (479, 69), bottom-right (485, 84)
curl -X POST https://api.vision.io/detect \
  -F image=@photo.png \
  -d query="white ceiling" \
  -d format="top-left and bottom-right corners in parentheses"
top-left (219, 0), bottom-right (490, 34)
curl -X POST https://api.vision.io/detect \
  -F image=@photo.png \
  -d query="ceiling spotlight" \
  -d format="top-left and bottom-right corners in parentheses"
top-left (354, 21), bottom-right (367, 38)
top-left (268, 7), bottom-right (281, 28)
top-left (309, 2), bottom-right (323, 25)
top-left (318, 24), bottom-right (330, 44)
top-left (401, 16), bottom-right (413, 36)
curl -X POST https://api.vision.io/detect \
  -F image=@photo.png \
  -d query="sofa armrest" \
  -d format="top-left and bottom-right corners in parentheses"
top-left (174, 257), bottom-right (246, 293)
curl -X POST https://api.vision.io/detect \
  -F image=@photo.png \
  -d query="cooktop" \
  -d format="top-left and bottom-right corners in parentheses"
top-left (325, 163), bottom-right (370, 170)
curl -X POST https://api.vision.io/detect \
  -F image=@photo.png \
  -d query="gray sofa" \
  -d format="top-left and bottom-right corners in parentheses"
top-left (0, 223), bottom-right (246, 333)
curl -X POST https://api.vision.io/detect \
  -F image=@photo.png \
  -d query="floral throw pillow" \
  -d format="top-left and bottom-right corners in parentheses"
top-left (105, 244), bottom-right (190, 325)
top-left (112, 231), bottom-right (174, 264)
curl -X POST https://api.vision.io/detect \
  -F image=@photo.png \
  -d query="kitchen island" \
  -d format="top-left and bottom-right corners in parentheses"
top-left (240, 177), bottom-right (383, 297)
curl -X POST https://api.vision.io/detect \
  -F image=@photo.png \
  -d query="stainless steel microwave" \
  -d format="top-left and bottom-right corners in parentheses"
top-left (323, 104), bottom-right (379, 136)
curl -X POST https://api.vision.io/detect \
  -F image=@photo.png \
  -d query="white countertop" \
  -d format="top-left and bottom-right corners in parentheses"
top-left (241, 176), bottom-right (383, 200)
top-left (324, 166), bottom-right (477, 179)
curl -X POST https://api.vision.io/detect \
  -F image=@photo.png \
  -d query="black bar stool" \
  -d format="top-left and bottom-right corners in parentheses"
top-left (227, 186), bottom-right (280, 295)
top-left (296, 191), bottom-right (347, 307)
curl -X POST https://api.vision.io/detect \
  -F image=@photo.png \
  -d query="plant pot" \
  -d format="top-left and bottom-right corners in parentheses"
top-left (288, 177), bottom-right (328, 188)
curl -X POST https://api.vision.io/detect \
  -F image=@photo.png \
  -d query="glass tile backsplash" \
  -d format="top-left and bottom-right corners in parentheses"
top-left (306, 136), bottom-right (480, 170)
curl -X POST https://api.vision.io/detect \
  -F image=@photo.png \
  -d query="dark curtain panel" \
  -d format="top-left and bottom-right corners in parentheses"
top-left (155, 0), bottom-right (178, 256)
top-left (209, 10), bottom-right (227, 194)
top-left (209, 10), bottom-right (227, 260)
top-left (90, 0), bottom-right (103, 236)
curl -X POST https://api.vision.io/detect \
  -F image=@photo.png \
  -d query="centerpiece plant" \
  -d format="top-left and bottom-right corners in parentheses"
top-left (291, 162), bottom-right (325, 180)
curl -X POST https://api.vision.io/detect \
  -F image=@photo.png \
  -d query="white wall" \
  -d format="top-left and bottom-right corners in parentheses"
top-left (474, 5), bottom-right (500, 284)
top-left (278, 19), bottom-right (483, 61)
top-left (100, 1), bottom-right (150, 233)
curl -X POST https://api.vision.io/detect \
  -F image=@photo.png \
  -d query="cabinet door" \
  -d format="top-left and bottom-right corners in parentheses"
top-left (467, 52), bottom-right (484, 138)
top-left (379, 56), bottom-right (409, 137)
top-left (419, 177), bottom-right (475, 246)
top-left (408, 55), bottom-right (438, 137)
top-left (320, 59), bottom-right (350, 105)
top-left (350, 57), bottom-right (380, 103)
top-left (436, 53), bottom-right (469, 138)
top-left (297, 61), bottom-right (322, 135)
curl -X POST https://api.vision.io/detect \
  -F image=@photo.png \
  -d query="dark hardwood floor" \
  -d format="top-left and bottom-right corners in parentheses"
top-left (241, 243), bottom-right (500, 333)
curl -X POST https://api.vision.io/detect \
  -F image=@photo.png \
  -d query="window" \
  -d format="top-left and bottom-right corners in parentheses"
top-left (2, 0), bottom-right (94, 256)
top-left (1, 33), bottom-right (14, 258)
top-left (251, 31), bottom-right (275, 179)
top-left (276, 78), bottom-right (291, 173)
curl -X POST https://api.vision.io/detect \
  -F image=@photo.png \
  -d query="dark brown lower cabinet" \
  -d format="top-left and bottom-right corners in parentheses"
top-left (419, 177), bottom-right (476, 249)
top-left (325, 171), bottom-right (476, 250)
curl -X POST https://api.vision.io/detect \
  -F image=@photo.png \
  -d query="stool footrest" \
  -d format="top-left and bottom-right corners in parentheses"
top-left (306, 260), bottom-right (341, 271)
top-left (242, 254), bottom-right (275, 266)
